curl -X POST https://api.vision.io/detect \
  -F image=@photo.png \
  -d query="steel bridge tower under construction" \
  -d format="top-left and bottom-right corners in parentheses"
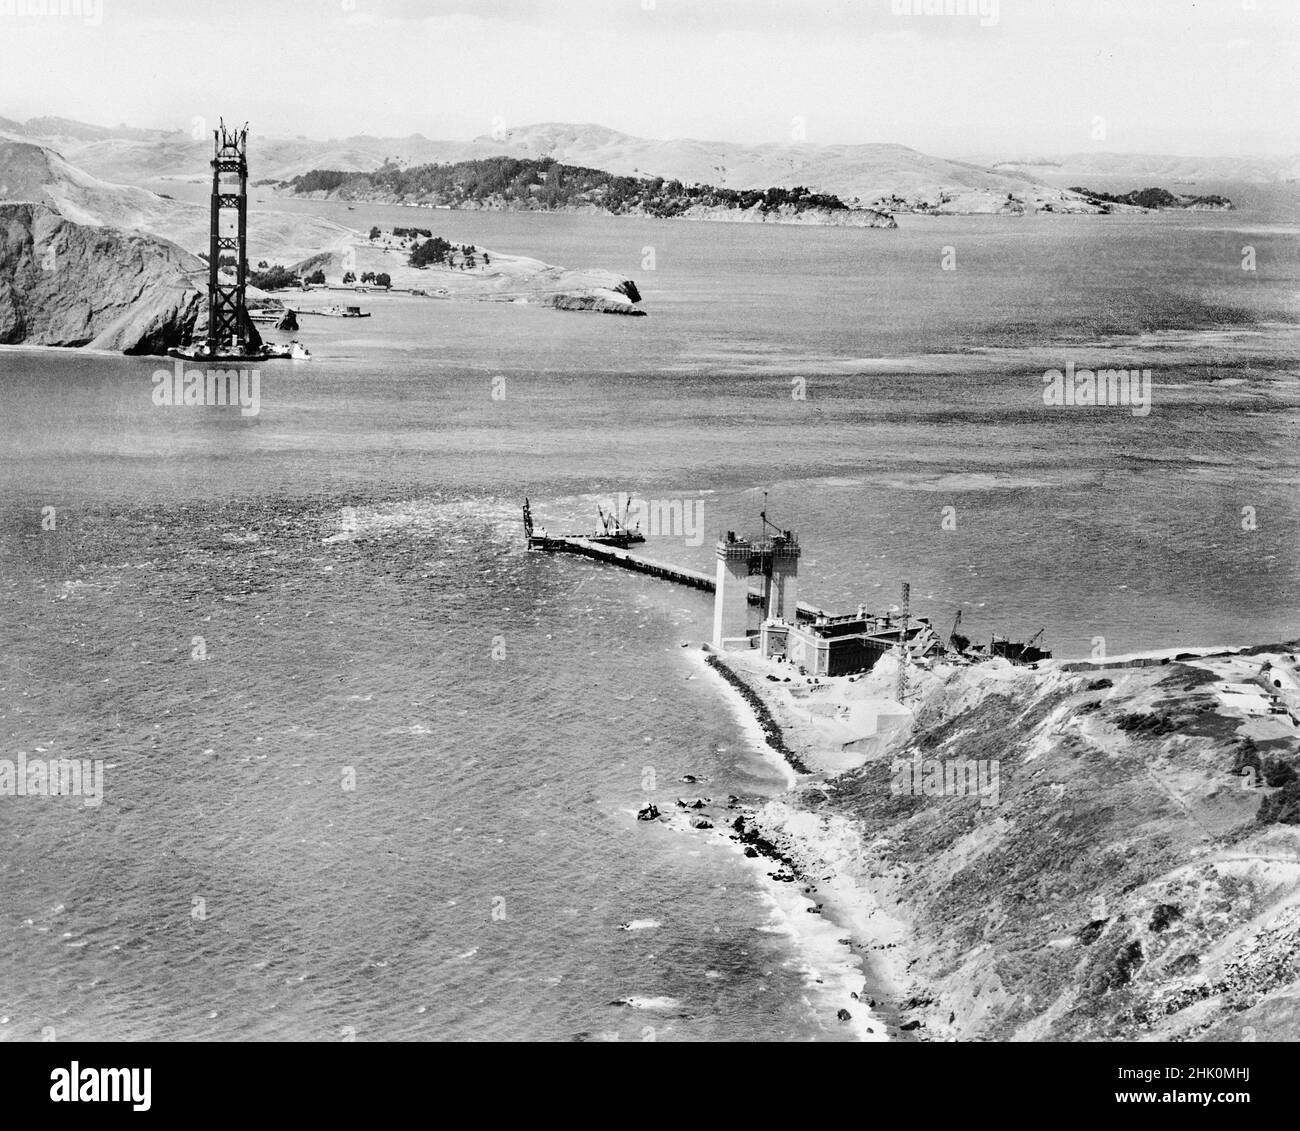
top-left (205, 121), bottom-right (261, 357)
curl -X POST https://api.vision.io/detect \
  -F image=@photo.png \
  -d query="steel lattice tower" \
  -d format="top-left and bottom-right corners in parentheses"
top-left (897, 581), bottom-right (910, 703)
top-left (205, 121), bottom-right (260, 356)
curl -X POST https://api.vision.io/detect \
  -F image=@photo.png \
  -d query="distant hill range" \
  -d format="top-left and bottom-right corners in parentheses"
top-left (0, 138), bottom-right (352, 261)
top-left (443, 122), bottom-right (1056, 213)
top-left (3, 116), bottom-right (166, 143)
top-left (989, 151), bottom-right (1300, 185)
top-left (2, 115), bottom-right (1292, 215)
top-left (11, 116), bottom-right (1291, 217)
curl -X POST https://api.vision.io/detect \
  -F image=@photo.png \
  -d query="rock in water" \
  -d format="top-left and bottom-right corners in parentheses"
top-left (538, 291), bottom-right (647, 316)
top-left (0, 202), bottom-right (203, 353)
top-left (837, 1008), bottom-right (852, 1022)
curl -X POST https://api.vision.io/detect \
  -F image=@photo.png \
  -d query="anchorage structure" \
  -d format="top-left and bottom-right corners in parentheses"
top-left (205, 121), bottom-right (261, 357)
top-left (713, 500), bottom-right (801, 649)
top-left (714, 499), bottom-right (941, 679)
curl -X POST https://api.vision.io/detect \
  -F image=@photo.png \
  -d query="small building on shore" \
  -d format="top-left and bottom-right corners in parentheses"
top-left (761, 610), bottom-right (941, 677)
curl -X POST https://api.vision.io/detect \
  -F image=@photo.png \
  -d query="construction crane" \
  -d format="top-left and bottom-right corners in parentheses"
top-left (760, 491), bottom-right (780, 537)
top-left (597, 493), bottom-right (637, 537)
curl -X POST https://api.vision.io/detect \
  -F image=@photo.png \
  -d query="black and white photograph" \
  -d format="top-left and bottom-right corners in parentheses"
top-left (0, 0), bottom-right (1296, 1095)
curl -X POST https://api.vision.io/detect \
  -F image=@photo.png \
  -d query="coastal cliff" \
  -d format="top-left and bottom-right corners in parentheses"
top-left (0, 202), bottom-right (203, 353)
top-left (709, 646), bottom-right (1300, 1041)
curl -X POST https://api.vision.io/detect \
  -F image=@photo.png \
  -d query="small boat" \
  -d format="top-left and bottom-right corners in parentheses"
top-left (166, 339), bottom-right (310, 362)
top-left (314, 305), bottom-right (370, 318)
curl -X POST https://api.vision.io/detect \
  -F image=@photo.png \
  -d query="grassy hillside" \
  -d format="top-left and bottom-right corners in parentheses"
top-left (750, 648), bottom-right (1300, 1041)
top-left (1069, 186), bottom-right (1233, 210)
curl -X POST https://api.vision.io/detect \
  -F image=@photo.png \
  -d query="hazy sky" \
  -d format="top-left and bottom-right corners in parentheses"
top-left (1, 0), bottom-right (1296, 156)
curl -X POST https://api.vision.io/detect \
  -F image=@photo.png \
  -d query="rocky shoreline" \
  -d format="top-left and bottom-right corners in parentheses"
top-left (637, 770), bottom-right (897, 1039)
top-left (703, 652), bottom-right (810, 773)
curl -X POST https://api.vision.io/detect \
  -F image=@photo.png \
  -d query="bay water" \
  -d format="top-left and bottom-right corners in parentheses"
top-left (1, 205), bottom-right (1297, 1039)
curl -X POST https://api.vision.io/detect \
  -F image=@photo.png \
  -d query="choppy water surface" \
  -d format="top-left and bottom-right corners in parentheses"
top-left (1, 207), bottom-right (1297, 1039)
